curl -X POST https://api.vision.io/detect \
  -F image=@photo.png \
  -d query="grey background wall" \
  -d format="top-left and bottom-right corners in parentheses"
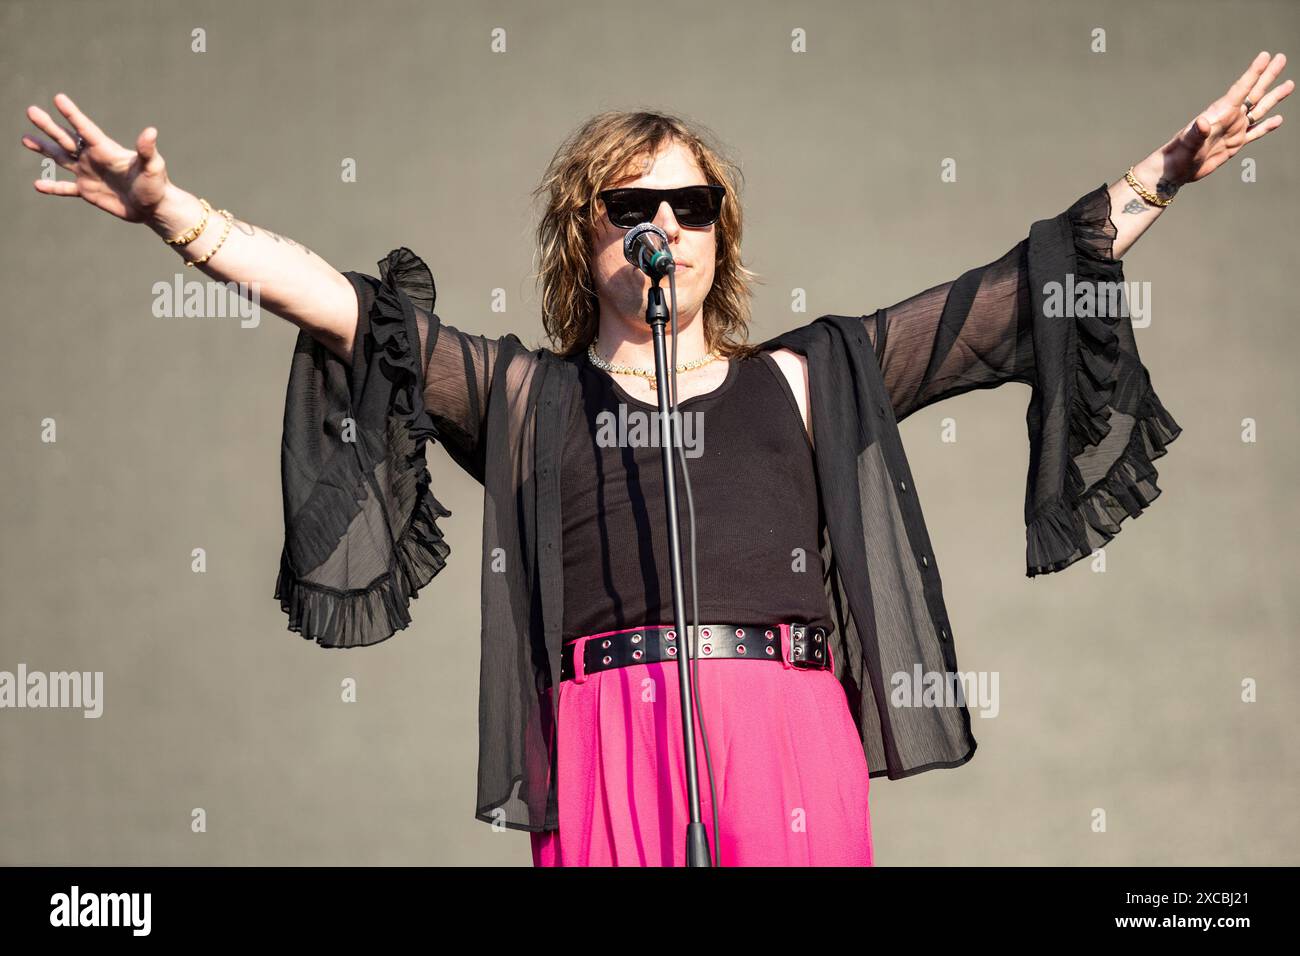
top-left (1, 0), bottom-right (1296, 865)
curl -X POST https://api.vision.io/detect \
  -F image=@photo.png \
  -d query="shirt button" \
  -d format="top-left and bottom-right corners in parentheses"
top-left (899, 479), bottom-right (907, 492)
top-left (938, 625), bottom-right (949, 642)
top-left (920, 554), bottom-right (929, 568)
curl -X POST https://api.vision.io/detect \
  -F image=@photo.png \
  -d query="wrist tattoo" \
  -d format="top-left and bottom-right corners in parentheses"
top-left (1123, 174), bottom-right (1181, 215)
top-left (232, 218), bottom-right (317, 257)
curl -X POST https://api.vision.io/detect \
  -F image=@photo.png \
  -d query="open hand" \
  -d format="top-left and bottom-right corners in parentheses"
top-left (1157, 51), bottom-right (1291, 186)
top-left (21, 93), bottom-right (170, 223)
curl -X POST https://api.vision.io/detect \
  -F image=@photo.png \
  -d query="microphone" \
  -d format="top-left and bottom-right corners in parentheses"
top-left (622, 222), bottom-right (676, 278)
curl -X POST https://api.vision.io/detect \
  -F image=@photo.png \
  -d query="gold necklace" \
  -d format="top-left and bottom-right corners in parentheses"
top-left (586, 338), bottom-right (720, 391)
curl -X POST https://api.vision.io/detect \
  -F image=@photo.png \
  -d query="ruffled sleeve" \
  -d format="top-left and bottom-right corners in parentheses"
top-left (1022, 186), bottom-right (1183, 575)
top-left (865, 184), bottom-right (1183, 576)
top-left (273, 247), bottom-right (452, 647)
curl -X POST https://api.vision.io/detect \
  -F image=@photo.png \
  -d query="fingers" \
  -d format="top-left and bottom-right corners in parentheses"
top-left (1182, 113), bottom-right (1212, 146)
top-left (136, 126), bottom-right (161, 168)
top-left (1244, 113), bottom-right (1283, 143)
top-left (20, 131), bottom-right (74, 167)
top-left (1248, 76), bottom-right (1294, 121)
top-left (52, 92), bottom-right (108, 147)
top-left (33, 178), bottom-right (81, 198)
top-left (25, 103), bottom-right (79, 155)
top-left (1245, 53), bottom-right (1288, 112)
top-left (1229, 51), bottom-right (1272, 106)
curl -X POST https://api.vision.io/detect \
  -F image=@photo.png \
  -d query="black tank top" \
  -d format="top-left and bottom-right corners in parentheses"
top-left (560, 350), bottom-right (834, 641)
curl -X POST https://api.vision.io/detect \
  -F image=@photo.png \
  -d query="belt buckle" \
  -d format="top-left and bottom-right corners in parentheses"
top-left (788, 624), bottom-right (826, 670)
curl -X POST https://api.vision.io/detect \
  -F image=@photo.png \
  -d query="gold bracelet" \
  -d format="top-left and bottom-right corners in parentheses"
top-left (185, 208), bottom-right (234, 267)
top-left (165, 197), bottom-right (212, 245)
top-left (1124, 166), bottom-right (1175, 207)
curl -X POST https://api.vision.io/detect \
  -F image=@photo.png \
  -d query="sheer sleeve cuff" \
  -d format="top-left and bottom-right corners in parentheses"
top-left (1024, 185), bottom-right (1183, 576)
top-left (274, 247), bottom-right (452, 646)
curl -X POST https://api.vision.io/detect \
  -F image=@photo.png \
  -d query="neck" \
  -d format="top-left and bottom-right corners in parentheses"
top-left (592, 301), bottom-right (711, 368)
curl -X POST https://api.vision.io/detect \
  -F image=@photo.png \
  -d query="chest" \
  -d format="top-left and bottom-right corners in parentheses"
top-left (588, 349), bottom-right (813, 446)
top-left (559, 358), bottom-right (822, 548)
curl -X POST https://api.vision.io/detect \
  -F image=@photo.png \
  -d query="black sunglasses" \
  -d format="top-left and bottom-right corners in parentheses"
top-left (597, 184), bottom-right (726, 229)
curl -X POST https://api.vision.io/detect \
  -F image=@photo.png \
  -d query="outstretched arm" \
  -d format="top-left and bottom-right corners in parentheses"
top-left (859, 50), bottom-right (1289, 576)
top-left (21, 93), bottom-right (500, 470)
top-left (22, 93), bottom-right (511, 646)
top-left (23, 93), bottom-right (358, 361)
top-left (866, 50), bottom-right (1291, 423)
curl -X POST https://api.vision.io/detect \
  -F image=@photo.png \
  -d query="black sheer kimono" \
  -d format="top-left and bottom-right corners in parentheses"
top-left (273, 183), bottom-right (1181, 832)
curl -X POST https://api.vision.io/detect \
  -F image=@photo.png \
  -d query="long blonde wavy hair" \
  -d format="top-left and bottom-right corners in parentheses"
top-left (531, 110), bottom-right (762, 359)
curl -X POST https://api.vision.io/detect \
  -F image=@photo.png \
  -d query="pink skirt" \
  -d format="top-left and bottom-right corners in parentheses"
top-left (530, 624), bottom-right (873, 867)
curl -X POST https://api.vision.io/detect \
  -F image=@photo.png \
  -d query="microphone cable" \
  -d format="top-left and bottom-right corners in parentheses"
top-left (665, 266), bottom-right (722, 867)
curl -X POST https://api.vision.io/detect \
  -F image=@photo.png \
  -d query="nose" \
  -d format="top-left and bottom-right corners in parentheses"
top-left (652, 200), bottom-right (681, 237)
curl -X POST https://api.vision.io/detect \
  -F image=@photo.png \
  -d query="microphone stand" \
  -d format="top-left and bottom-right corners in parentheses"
top-left (644, 275), bottom-right (712, 868)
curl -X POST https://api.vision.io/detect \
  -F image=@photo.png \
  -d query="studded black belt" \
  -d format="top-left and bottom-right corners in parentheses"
top-left (560, 623), bottom-right (833, 683)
